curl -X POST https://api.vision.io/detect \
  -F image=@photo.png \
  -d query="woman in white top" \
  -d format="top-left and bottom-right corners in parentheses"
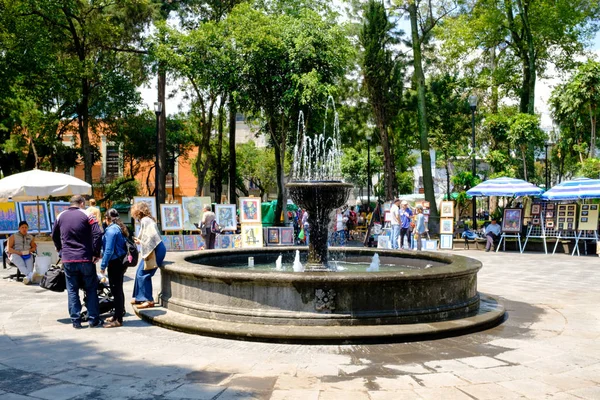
top-left (130, 202), bottom-right (166, 309)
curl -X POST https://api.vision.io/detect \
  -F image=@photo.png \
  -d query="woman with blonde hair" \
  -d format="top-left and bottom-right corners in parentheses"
top-left (130, 202), bottom-right (166, 309)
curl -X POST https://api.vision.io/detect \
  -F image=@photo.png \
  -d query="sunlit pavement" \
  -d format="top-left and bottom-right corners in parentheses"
top-left (1, 249), bottom-right (599, 399)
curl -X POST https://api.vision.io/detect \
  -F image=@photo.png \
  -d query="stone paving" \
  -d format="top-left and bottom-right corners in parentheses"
top-left (0, 250), bottom-right (599, 399)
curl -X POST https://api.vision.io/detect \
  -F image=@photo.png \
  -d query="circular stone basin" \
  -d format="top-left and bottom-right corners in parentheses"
top-left (156, 248), bottom-right (487, 329)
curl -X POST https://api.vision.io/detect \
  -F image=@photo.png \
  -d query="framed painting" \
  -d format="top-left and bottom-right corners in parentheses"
top-left (377, 235), bottom-right (390, 249)
top-left (160, 204), bottom-right (183, 232)
top-left (215, 204), bottom-right (237, 231)
top-left (440, 201), bottom-right (454, 218)
top-left (183, 235), bottom-right (196, 251)
top-left (440, 218), bottom-right (454, 234)
top-left (267, 227), bottom-right (280, 244)
top-left (216, 234), bottom-right (232, 249)
top-left (171, 235), bottom-right (184, 251)
top-left (133, 197), bottom-right (157, 219)
top-left (161, 235), bottom-right (172, 251)
top-left (502, 209), bottom-right (522, 233)
top-left (241, 224), bottom-right (263, 248)
top-left (194, 235), bottom-right (205, 250)
top-left (440, 234), bottom-right (453, 250)
top-left (532, 217), bottom-right (540, 225)
top-left (18, 202), bottom-right (51, 233)
top-left (49, 201), bottom-right (70, 224)
top-left (280, 227), bottom-right (294, 245)
top-left (531, 204), bottom-right (541, 215)
top-left (546, 203), bottom-right (555, 210)
top-left (181, 197), bottom-right (204, 231)
top-left (239, 197), bottom-right (261, 223)
top-left (0, 202), bottom-right (20, 234)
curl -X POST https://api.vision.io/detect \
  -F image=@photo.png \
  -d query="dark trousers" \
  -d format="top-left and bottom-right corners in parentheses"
top-left (400, 227), bottom-right (412, 248)
top-left (107, 258), bottom-right (126, 323)
top-left (202, 232), bottom-right (216, 249)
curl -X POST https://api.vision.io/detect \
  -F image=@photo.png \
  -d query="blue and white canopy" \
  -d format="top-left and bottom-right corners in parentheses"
top-left (466, 177), bottom-right (543, 197)
top-left (541, 178), bottom-right (600, 200)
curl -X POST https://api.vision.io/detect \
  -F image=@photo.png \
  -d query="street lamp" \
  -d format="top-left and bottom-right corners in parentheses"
top-left (154, 101), bottom-right (163, 229)
top-left (544, 139), bottom-right (555, 190)
top-left (468, 94), bottom-right (478, 230)
top-left (366, 133), bottom-right (372, 209)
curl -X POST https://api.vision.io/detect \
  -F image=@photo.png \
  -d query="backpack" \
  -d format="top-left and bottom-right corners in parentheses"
top-left (122, 236), bottom-right (139, 267)
top-left (40, 262), bottom-right (66, 292)
top-left (211, 219), bottom-right (221, 234)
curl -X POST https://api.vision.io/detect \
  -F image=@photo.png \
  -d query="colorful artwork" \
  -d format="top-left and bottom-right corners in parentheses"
top-left (181, 197), bottom-right (204, 231)
top-left (239, 197), bottom-right (261, 223)
top-left (217, 234), bottom-right (233, 249)
top-left (183, 235), bottom-right (196, 251)
top-left (160, 204), bottom-right (183, 231)
top-left (133, 197), bottom-right (157, 219)
top-left (440, 234), bottom-right (453, 249)
top-left (215, 204), bottom-right (237, 231)
top-left (0, 202), bottom-right (20, 234)
top-left (18, 202), bottom-right (51, 233)
top-left (233, 234), bottom-right (243, 248)
top-left (161, 235), bottom-right (172, 251)
top-left (267, 228), bottom-right (280, 244)
top-left (440, 201), bottom-right (454, 218)
top-left (440, 218), bottom-right (454, 234)
top-left (194, 235), bottom-right (205, 250)
top-left (531, 204), bottom-right (541, 215)
top-left (241, 224), bottom-right (263, 248)
top-left (49, 201), bottom-right (70, 223)
top-left (280, 227), bottom-right (294, 245)
top-left (502, 209), bottom-right (522, 233)
top-left (171, 235), bottom-right (183, 251)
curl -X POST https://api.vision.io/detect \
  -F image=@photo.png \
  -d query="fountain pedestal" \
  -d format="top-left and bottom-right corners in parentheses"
top-left (287, 181), bottom-right (353, 271)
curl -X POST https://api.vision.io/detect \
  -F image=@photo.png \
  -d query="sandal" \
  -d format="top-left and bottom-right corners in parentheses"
top-left (130, 299), bottom-right (140, 305)
top-left (104, 320), bottom-right (122, 328)
top-left (106, 316), bottom-right (115, 323)
top-left (136, 301), bottom-right (154, 309)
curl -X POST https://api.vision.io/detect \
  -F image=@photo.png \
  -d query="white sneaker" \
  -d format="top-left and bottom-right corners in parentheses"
top-left (23, 277), bottom-right (31, 285)
top-left (31, 272), bottom-right (42, 284)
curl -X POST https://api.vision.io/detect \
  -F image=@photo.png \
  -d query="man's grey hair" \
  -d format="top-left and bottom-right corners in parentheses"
top-left (70, 195), bottom-right (86, 206)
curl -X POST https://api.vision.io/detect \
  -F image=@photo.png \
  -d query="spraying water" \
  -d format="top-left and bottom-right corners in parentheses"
top-left (292, 250), bottom-right (304, 272)
top-left (275, 254), bottom-right (283, 271)
top-left (366, 253), bottom-right (380, 272)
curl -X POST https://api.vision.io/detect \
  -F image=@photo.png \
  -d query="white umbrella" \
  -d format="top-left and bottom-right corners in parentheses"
top-left (0, 169), bottom-right (91, 202)
top-left (0, 169), bottom-right (92, 233)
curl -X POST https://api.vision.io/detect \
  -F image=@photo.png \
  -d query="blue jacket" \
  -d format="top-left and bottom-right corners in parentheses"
top-left (101, 223), bottom-right (126, 270)
top-left (52, 207), bottom-right (103, 263)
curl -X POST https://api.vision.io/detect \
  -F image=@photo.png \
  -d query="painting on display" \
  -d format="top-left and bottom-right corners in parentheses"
top-left (502, 209), bottom-right (522, 233)
top-left (171, 235), bottom-right (184, 251)
top-left (440, 234), bottom-right (453, 250)
top-left (194, 235), bottom-right (205, 249)
top-left (578, 204), bottom-right (599, 231)
top-left (239, 197), bottom-right (261, 223)
top-left (49, 201), bottom-right (70, 223)
top-left (531, 204), bottom-right (541, 215)
top-left (18, 202), bottom-right (51, 233)
top-left (267, 227), bottom-right (280, 244)
top-left (181, 197), bottom-right (204, 231)
top-left (440, 201), bottom-right (454, 218)
top-left (215, 204), bottom-right (237, 231)
top-left (440, 218), bottom-right (454, 234)
top-left (377, 235), bottom-right (390, 249)
top-left (280, 227), bottom-right (294, 245)
top-left (160, 204), bottom-right (183, 232)
top-left (216, 234), bottom-right (234, 249)
top-left (133, 197), bottom-right (157, 219)
top-left (161, 235), bottom-right (172, 251)
top-left (183, 235), bottom-right (196, 251)
top-left (0, 202), bottom-right (20, 234)
top-left (241, 224), bottom-right (263, 248)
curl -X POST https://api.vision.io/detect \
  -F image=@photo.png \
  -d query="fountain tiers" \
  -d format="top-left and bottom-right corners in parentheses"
top-left (286, 181), bottom-right (353, 270)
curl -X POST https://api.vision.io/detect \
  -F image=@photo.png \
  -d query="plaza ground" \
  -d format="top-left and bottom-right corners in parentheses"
top-left (0, 249), bottom-right (599, 399)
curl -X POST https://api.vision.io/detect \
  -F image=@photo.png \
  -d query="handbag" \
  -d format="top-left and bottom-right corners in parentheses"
top-left (40, 261), bottom-right (66, 292)
top-left (143, 250), bottom-right (158, 270)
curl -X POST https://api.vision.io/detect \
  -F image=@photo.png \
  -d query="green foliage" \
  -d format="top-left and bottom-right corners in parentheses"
top-left (97, 176), bottom-right (139, 204)
top-left (340, 146), bottom-right (383, 187)
top-left (578, 158), bottom-right (600, 178)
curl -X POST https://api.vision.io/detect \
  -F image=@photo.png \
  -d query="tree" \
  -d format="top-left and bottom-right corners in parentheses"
top-left (359, 0), bottom-right (406, 200)
top-left (506, 113), bottom-right (545, 181)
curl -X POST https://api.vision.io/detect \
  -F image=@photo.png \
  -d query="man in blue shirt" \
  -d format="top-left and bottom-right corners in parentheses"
top-left (399, 200), bottom-right (413, 249)
top-left (484, 218), bottom-right (502, 252)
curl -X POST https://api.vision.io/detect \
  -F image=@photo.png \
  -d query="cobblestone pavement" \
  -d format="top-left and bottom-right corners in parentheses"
top-left (0, 250), bottom-right (599, 400)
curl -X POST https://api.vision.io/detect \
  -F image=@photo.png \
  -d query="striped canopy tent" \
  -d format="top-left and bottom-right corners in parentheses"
top-left (540, 178), bottom-right (600, 201)
top-left (466, 177), bottom-right (543, 197)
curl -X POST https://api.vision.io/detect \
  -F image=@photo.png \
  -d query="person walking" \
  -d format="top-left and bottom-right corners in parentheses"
top-left (6, 221), bottom-right (37, 284)
top-left (131, 201), bottom-right (166, 309)
top-left (200, 204), bottom-right (216, 250)
top-left (390, 199), bottom-right (401, 249)
top-left (414, 205), bottom-right (428, 251)
top-left (399, 200), bottom-right (413, 249)
top-left (52, 195), bottom-right (103, 329)
top-left (100, 209), bottom-right (128, 328)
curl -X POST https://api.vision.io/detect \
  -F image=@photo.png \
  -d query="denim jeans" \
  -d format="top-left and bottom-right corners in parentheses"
top-left (63, 262), bottom-right (99, 324)
top-left (391, 225), bottom-right (401, 249)
top-left (132, 242), bottom-right (166, 303)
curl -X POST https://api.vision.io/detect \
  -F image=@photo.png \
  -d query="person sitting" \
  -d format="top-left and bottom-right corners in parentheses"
top-left (6, 221), bottom-right (37, 284)
top-left (484, 218), bottom-right (502, 252)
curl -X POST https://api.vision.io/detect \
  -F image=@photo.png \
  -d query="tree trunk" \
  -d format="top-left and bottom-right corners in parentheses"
top-left (157, 65), bottom-right (167, 205)
top-left (215, 99), bottom-right (225, 203)
top-left (520, 57), bottom-right (531, 114)
top-left (377, 122), bottom-right (395, 200)
top-left (490, 47), bottom-right (499, 114)
top-left (270, 117), bottom-right (285, 227)
top-left (229, 96), bottom-right (237, 204)
top-left (409, 1), bottom-right (439, 228)
top-left (79, 78), bottom-right (93, 186)
top-left (590, 105), bottom-right (596, 158)
top-left (521, 146), bottom-right (528, 181)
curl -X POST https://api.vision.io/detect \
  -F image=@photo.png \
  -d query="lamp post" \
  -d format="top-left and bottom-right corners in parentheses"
top-left (544, 139), bottom-right (555, 190)
top-left (468, 94), bottom-right (478, 230)
top-left (154, 101), bottom-right (163, 229)
top-left (366, 134), bottom-right (372, 209)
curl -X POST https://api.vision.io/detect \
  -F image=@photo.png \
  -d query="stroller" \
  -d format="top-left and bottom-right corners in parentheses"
top-left (81, 275), bottom-right (115, 322)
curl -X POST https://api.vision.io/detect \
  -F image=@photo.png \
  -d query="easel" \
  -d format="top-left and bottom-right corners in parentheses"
top-left (523, 207), bottom-right (548, 254)
top-left (496, 232), bottom-right (523, 253)
top-left (570, 230), bottom-right (599, 256)
top-left (552, 229), bottom-right (580, 255)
